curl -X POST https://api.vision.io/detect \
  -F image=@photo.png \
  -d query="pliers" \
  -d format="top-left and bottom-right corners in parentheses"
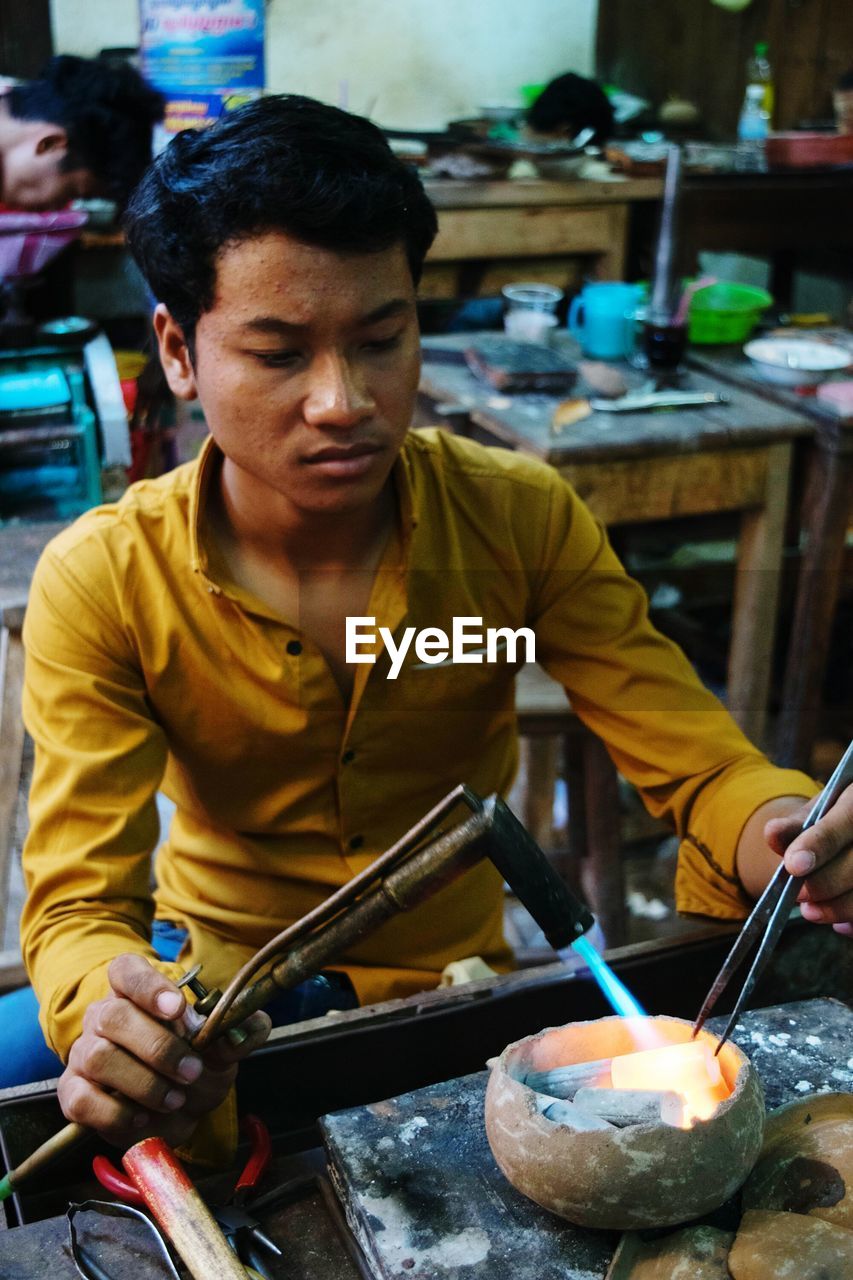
top-left (212, 1113), bottom-right (282, 1276)
top-left (92, 1113), bottom-right (281, 1278)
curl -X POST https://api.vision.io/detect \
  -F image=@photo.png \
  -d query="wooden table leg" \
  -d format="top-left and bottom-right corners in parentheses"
top-left (726, 441), bottom-right (792, 748)
top-left (581, 730), bottom-right (626, 947)
top-left (592, 203), bottom-right (628, 281)
top-left (776, 432), bottom-right (853, 771)
top-left (517, 736), bottom-right (560, 851)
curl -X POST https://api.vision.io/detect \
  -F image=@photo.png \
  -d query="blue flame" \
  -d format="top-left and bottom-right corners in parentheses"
top-left (559, 934), bottom-right (647, 1018)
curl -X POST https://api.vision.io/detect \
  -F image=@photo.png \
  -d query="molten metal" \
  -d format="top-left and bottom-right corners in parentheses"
top-left (611, 1039), bottom-right (731, 1127)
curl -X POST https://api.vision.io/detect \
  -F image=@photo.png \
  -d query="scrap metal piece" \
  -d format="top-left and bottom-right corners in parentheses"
top-left (589, 390), bottom-right (728, 412)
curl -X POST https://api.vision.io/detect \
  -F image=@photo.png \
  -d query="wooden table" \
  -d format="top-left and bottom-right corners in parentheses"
top-left (422, 169), bottom-right (853, 308)
top-left (421, 177), bottom-right (663, 299)
top-left (419, 335), bottom-right (815, 748)
top-left (677, 170), bottom-right (853, 305)
top-left (690, 338), bottom-right (853, 771)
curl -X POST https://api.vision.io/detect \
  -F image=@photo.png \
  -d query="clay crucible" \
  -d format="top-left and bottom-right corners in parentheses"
top-left (485, 1015), bottom-right (765, 1229)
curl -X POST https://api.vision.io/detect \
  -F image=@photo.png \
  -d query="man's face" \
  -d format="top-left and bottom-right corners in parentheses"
top-left (2, 130), bottom-right (98, 209)
top-left (169, 232), bottom-right (421, 520)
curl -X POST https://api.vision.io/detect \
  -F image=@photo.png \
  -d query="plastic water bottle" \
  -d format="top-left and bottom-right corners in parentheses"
top-left (746, 42), bottom-right (775, 123)
top-left (736, 84), bottom-right (769, 172)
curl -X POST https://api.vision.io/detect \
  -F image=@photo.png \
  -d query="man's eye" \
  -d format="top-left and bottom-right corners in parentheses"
top-left (363, 333), bottom-right (403, 353)
top-left (252, 350), bottom-right (301, 367)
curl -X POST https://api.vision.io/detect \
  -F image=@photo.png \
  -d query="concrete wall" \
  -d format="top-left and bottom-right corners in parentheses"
top-left (49, 0), bottom-right (599, 127)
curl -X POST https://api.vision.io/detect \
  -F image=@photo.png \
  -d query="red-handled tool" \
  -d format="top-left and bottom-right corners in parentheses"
top-left (123, 1137), bottom-right (247, 1280)
top-left (234, 1113), bottom-right (272, 1201)
top-left (92, 1153), bottom-right (144, 1205)
top-left (92, 1114), bottom-right (279, 1276)
top-left (215, 1114), bottom-right (281, 1273)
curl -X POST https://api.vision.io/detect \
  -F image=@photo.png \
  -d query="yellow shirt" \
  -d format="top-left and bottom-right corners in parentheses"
top-left (21, 429), bottom-right (815, 1060)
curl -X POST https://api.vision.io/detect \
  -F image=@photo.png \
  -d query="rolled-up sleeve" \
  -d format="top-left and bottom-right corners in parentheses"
top-left (21, 541), bottom-right (181, 1059)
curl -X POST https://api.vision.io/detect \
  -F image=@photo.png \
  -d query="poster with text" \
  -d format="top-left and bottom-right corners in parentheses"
top-left (139, 0), bottom-right (264, 141)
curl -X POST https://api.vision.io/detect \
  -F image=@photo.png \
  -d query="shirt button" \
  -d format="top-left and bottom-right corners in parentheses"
top-left (341, 749), bottom-right (356, 765)
top-left (286, 640), bottom-right (303, 656)
top-left (349, 834), bottom-right (364, 851)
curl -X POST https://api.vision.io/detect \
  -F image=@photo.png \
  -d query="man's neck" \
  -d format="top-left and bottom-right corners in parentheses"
top-left (215, 456), bottom-right (397, 573)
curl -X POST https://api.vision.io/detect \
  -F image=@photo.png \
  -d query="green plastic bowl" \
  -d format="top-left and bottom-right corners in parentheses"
top-left (688, 283), bottom-right (773, 344)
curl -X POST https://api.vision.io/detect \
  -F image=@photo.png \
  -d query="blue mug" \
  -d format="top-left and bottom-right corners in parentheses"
top-left (568, 282), bottom-right (643, 360)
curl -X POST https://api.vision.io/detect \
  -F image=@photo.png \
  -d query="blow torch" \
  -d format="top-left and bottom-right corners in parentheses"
top-left (0, 786), bottom-right (593, 1198)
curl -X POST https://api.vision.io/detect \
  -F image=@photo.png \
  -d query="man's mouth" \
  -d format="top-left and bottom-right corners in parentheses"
top-left (303, 442), bottom-right (385, 477)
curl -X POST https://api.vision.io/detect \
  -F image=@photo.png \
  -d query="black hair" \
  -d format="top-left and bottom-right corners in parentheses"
top-left (837, 69), bottom-right (853, 92)
top-left (124, 94), bottom-right (438, 345)
top-left (8, 55), bottom-right (164, 206)
top-left (528, 72), bottom-right (614, 146)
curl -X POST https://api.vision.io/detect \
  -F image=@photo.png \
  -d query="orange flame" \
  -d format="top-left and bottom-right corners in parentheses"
top-left (610, 1040), bottom-right (730, 1128)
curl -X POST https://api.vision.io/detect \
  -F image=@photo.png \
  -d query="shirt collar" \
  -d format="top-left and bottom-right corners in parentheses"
top-left (392, 431), bottom-right (420, 536)
top-left (188, 434), bottom-right (220, 582)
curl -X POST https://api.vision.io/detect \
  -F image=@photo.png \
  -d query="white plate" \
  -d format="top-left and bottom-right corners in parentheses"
top-left (744, 338), bottom-right (852, 386)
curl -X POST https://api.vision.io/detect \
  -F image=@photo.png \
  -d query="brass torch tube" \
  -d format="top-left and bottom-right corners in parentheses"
top-left (217, 810), bottom-right (492, 1034)
top-left (0, 798), bottom-right (492, 1198)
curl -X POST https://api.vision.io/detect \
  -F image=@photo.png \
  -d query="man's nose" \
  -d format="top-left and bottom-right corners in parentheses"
top-left (302, 353), bottom-right (375, 427)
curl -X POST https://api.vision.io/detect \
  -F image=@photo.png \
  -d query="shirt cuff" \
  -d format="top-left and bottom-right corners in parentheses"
top-left (675, 766), bottom-right (819, 921)
top-left (42, 954), bottom-right (185, 1061)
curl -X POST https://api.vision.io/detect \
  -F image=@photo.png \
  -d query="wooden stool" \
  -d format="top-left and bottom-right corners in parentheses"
top-left (515, 663), bottom-right (626, 946)
top-left (0, 599), bottom-right (26, 951)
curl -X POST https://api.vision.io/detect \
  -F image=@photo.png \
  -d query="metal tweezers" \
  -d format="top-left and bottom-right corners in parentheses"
top-left (693, 736), bottom-right (853, 1052)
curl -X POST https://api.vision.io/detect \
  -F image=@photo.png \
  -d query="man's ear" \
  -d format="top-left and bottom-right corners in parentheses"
top-left (153, 303), bottom-right (198, 401)
top-left (34, 127), bottom-right (69, 158)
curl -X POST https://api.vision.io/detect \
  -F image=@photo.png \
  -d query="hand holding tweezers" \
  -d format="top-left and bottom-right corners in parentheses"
top-left (692, 737), bottom-right (853, 1052)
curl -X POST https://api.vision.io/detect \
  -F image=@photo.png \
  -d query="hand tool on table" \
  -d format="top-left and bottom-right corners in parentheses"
top-left (88, 1135), bottom-right (268, 1280)
top-left (1, 787), bottom-right (593, 1194)
top-left (123, 1136), bottom-right (258, 1280)
top-left (93, 1115), bottom-right (279, 1278)
top-left (693, 737), bottom-right (853, 1052)
top-left (213, 1113), bottom-right (282, 1276)
top-left (67, 1196), bottom-right (183, 1280)
top-left (589, 389), bottom-right (729, 413)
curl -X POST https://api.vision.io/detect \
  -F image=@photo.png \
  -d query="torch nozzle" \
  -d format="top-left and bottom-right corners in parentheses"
top-left (481, 795), bottom-right (594, 950)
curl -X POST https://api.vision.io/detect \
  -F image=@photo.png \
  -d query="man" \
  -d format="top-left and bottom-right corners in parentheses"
top-left (527, 72), bottom-right (614, 146)
top-left (0, 54), bottom-right (163, 211)
top-left (15, 96), bottom-right (852, 1156)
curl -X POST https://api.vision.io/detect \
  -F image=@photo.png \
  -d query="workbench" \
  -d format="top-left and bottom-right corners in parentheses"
top-left (0, 920), bottom-right (847, 1279)
top-left (419, 334), bottom-right (814, 748)
top-left (323, 996), bottom-right (851, 1280)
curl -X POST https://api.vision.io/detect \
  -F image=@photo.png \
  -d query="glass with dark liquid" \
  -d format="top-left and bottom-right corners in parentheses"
top-left (643, 314), bottom-right (688, 373)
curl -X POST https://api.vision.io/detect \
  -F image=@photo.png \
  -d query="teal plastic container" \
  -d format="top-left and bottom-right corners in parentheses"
top-left (688, 283), bottom-right (773, 344)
